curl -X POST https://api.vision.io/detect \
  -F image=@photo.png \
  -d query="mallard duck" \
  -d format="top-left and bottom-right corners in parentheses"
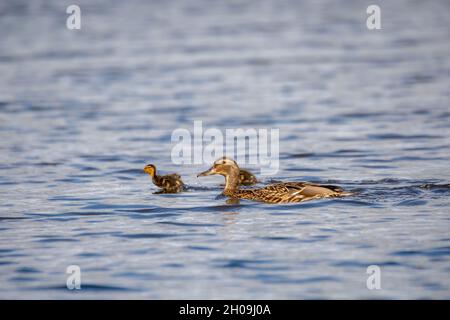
top-left (197, 157), bottom-right (349, 204)
top-left (238, 168), bottom-right (258, 185)
top-left (144, 164), bottom-right (184, 193)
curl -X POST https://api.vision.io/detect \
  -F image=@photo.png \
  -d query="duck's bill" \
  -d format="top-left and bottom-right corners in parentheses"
top-left (197, 167), bottom-right (215, 177)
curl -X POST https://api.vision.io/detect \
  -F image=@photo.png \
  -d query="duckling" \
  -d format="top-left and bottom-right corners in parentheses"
top-left (197, 157), bottom-right (349, 204)
top-left (144, 164), bottom-right (184, 193)
top-left (238, 168), bottom-right (258, 186)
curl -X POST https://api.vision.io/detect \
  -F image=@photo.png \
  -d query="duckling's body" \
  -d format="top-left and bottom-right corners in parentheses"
top-left (144, 164), bottom-right (184, 193)
top-left (198, 157), bottom-right (349, 204)
top-left (238, 169), bottom-right (258, 186)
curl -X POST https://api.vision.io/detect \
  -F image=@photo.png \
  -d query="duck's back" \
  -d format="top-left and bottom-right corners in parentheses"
top-left (238, 169), bottom-right (258, 185)
top-left (234, 182), bottom-right (343, 203)
top-left (153, 173), bottom-right (184, 192)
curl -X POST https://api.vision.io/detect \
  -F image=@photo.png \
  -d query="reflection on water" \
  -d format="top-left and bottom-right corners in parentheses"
top-left (0, 0), bottom-right (450, 299)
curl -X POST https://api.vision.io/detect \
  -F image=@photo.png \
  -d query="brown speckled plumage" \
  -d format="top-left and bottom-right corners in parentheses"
top-left (198, 157), bottom-right (349, 204)
top-left (144, 164), bottom-right (184, 193)
top-left (226, 182), bottom-right (344, 203)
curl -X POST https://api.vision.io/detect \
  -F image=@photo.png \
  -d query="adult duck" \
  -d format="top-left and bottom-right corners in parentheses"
top-left (197, 157), bottom-right (349, 203)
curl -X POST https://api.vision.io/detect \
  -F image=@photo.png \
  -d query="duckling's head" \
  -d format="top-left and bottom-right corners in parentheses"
top-left (144, 164), bottom-right (156, 177)
top-left (197, 157), bottom-right (239, 178)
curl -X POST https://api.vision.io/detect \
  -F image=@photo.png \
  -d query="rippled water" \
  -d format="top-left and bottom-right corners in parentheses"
top-left (1, 0), bottom-right (450, 299)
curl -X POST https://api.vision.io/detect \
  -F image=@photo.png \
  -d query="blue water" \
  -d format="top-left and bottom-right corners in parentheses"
top-left (0, 0), bottom-right (449, 299)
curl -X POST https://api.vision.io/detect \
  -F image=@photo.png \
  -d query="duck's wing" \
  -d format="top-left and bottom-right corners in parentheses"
top-left (265, 182), bottom-right (315, 202)
top-left (300, 182), bottom-right (344, 194)
top-left (235, 182), bottom-right (303, 203)
top-left (237, 182), bottom-right (342, 203)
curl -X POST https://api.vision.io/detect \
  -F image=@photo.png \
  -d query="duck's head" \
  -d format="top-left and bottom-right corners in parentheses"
top-left (144, 164), bottom-right (156, 177)
top-left (197, 157), bottom-right (239, 178)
